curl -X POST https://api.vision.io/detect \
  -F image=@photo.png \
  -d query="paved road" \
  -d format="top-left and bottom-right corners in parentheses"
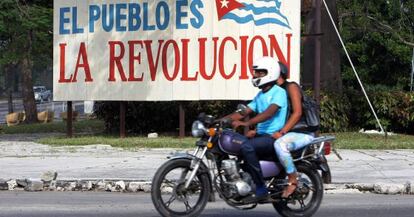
top-left (0, 100), bottom-right (85, 124)
top-left (0, 192), bottom-right (413, 217)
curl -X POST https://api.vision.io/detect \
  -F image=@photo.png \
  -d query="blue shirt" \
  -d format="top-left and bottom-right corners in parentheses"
top-left (247, 85), bottom-right (288, 135)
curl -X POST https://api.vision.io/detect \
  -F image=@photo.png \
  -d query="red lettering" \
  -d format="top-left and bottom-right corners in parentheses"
top-left (269, 34), bottom-right (291, 77)
top-left (239, 36), bottom-right (249, 79)
top-left (162, 40), bottom-right (180, 81)
top-left (144, 40), bottom-right (164, 81)
top-left (219, 37), bottom-right (237, 79)
top-left (248, 36), bottom-right (269, 75)
top-left (108, 41), bottom-right (127, 82)
top-left (72, 43), bottom-right (93, 82)
top-left (58, 43), bottom-right (73, 83)
top-left (128, 41), bottom-right (144, 82)
top-left (180, 39), bottom-right (197, 81)
top-left (198, 37), bottom-right (219, 80)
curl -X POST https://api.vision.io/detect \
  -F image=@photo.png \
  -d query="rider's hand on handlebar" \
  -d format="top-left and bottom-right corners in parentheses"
top-left (232, 120), bottom-right (248, 129)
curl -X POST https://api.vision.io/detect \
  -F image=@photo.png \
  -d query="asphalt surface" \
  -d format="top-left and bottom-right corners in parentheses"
top-left (0, 192), bottom-right (413, 217)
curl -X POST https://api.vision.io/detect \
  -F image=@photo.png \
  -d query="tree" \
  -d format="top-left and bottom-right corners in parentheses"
top-left (0, 0), bottom-right (52, 123)
top-left (337, 0), bottom-right (413, 90)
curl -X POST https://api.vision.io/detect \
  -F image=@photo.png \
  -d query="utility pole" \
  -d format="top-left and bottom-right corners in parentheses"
top-left (411, 48), bottom-right (414, 92)
top-left (314, 0), bottom-right (322, 104)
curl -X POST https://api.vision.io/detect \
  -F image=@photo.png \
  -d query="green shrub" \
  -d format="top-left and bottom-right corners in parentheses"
top-left (341, 87), bottom-right (414, 134)
top-left (94, 101), bottom-right (241, 135)
top-left (319, 93), bottom-right (351, 132)
top-left (94, 89), bottom-right (414, 135)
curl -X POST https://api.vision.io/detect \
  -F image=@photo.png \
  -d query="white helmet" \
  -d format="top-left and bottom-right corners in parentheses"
top-left (251, 57), bottom-right (281, 88)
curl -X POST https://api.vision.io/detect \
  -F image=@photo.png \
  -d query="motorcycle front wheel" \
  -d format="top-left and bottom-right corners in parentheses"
top-left (151, 158), bottom-right (211, 217)
top-left (272, 164), bottom-right (324, 217)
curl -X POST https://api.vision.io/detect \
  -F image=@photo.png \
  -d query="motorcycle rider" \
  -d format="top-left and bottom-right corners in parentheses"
top-left (229, 56), bottom-right (288, 202)
top-left (272, 62), bottom-right (316, 198)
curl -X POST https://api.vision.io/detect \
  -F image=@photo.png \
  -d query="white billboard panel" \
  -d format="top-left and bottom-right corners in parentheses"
top-left (53, 0), bottom-right (301, 101)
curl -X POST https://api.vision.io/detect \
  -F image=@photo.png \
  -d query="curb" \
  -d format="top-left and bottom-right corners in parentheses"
top-left (324, 182), bottom-right (412, 195)
top-left (0, 179), bottom-right (152, 193)
top-left (1, 179), bottom-right (413, 195)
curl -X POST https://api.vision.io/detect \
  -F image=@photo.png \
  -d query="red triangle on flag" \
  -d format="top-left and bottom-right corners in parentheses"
top-left (215, 0), bottom-right (245, 20)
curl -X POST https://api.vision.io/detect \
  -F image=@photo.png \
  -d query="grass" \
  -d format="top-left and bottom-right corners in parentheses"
top-left (0, 119), bottom-right (105, 134)
top-left (329, 132), bottom-right (414, 149)
top-left (2, 120), bottom-right (414, 149)
top-left (35, 132), bottom-right (414, 150)
top-left (37, 136), bottom-right (197, 149)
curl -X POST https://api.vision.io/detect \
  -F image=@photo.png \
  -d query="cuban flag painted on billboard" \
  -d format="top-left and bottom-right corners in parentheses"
top-left (215, 0), bottom-right (290, 29)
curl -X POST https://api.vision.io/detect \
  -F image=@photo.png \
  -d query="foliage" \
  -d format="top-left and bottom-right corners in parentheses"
top-left (346, 87), bottom-right (414, 134)
top-left (0, 0), bottom-right (52, 64)
top-left (319, 92), bottom-right (350, 132)
top-left (94, 101), bottom-right (241, 135)
top-left (337, 0), bottom-right (414, 90)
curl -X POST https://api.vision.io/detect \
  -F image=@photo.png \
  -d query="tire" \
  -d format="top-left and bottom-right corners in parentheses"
top-left (273, 164), bottom-right (324, 217)
top-left (151, 158), bottom-right (211, 217)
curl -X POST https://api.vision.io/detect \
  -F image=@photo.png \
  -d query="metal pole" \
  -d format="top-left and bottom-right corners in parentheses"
top-left (314, 0), bottom-right (321, 105)
top-left (411, 48), bottom-right (414, 92)
top-left (67, 101), bottom-right (73, 138)
top-left (120, 101), bottom-right (126, 138)
top-left (179, 103), bottom-right (185, 138)
top-left (322, 0), bottom-right (386, 135)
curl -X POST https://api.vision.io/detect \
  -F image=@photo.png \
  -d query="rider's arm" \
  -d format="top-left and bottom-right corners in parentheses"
top-left (223, 107), bottom-right (253, 121)
top-left (245, 104), bottom-right (279, 126)
top-left (273, 83), bottom-right (302, 138)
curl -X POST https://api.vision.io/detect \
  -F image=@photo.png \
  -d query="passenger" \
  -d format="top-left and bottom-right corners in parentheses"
top-left (272, 62), bottom-right (316, 198)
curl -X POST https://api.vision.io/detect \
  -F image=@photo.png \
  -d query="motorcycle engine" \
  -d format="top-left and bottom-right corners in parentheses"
top-left (221, 160), bottom-right (252, 197)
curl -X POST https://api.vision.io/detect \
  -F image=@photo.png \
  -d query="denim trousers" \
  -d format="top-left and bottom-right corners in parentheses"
top-left (240, 135), bottom-right (275, 187)
top-left (274, 132), bottom-right (314, 174)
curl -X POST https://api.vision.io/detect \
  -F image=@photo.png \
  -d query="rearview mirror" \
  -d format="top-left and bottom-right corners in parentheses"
top-left (236, 104), bottom-right (248, 116)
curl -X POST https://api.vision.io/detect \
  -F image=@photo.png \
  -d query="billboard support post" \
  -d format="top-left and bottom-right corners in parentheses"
top-left (314, 0), bottom-right (321, 105)
top-left (179, 103), bottom-right (185, 138)
top-left (120, 102), bottom-right (126, 138)
top-left (67, 101), bottom-right (73, 138)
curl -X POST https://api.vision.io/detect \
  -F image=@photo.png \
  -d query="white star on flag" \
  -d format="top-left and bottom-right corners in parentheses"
top-left (221, 0), bottom-right (229, 8)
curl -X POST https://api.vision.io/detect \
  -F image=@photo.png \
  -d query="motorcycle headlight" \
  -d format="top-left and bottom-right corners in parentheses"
top-left (191, 121), bottom-right (206, 137)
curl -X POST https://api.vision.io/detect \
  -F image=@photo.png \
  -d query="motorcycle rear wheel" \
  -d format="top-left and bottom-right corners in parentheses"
top-left (151, 158), bottom-right (211, 217)
top-left (272, 164), bottom-right (324, 217)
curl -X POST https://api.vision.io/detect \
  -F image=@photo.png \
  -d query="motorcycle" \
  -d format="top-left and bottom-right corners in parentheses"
top-left (151, 106), bottom-right (335, 217)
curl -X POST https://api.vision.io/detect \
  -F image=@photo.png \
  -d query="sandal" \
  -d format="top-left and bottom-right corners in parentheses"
top-left (281, 182), bottom-right (297, 198)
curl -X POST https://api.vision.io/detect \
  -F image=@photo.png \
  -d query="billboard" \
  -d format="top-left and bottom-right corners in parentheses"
top-left (53, 0), bottom-right (301, 101)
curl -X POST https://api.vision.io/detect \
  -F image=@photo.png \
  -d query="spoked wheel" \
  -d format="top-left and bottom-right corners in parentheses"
top-left (273, 164), bottom-right (324, 217)
top-left (151, 158), bottom-right (211, 217)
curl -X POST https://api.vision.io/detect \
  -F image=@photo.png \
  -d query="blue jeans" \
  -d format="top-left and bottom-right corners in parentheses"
top-left (274, 132), bottom-right (314, 174)
top-left (240, 135), bottom-right (275, 187)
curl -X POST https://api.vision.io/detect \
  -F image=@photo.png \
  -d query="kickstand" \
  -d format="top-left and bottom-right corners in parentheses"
top-left (332, 147), bottom-right (342, 160)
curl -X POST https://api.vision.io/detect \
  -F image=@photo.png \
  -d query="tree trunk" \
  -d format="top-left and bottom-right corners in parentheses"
top-left (303, 0), bottom-right (343, 94)
top-left (21, 30), bottom-right (38, 124)
top-left (3, 64), bottom-right (16, 113)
